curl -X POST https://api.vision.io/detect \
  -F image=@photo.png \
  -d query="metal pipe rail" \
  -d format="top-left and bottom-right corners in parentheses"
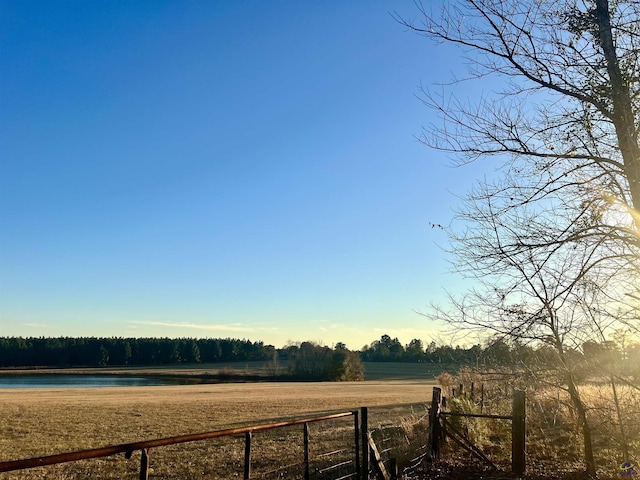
top-left (0, 410), bottom-right (356, 478)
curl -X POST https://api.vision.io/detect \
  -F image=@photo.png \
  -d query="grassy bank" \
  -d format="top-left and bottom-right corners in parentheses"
top-left (0, 360), bottom-right (458, 382)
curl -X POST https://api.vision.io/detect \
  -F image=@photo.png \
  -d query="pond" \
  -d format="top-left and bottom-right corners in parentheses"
top-left (0, 374), bottom-right (191, 389)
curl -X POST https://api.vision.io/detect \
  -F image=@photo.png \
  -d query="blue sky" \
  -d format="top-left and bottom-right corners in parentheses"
top-left (1, 1), bottom-right (485, 349)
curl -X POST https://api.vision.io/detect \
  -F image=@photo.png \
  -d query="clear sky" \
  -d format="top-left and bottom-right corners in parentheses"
top-left (0, 0), bottom-right (485, 349)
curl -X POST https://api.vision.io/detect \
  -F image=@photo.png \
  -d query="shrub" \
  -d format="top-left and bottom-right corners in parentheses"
top-left (448, 396), bottom-right (492, 449)
top-left (287, 342), bottom-right (364, 381)
top-left (436, 371), bottom-right (454, 398)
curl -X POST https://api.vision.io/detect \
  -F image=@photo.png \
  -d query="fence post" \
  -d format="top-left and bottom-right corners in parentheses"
top-left (512, 390), bottom-right (526, 476)
top-left (429, 387), bottom-right (442, 459)
top-left (361, 407), bottom-right (369, 480)
top-left (390, 457), bottom-right (398, 480)
top-left (139, 449), bottom-right (149, 480)
top-left (354, 410), bottom-right (361, 479)
top-left (244, 432), bottom-right (252, 480)
top-left (303, 423), bottom-right (310, 480)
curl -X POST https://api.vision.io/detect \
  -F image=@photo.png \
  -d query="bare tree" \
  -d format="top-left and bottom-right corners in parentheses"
top-left (429, 192), bottom-right (610, 474)
top-left (397, 0), bottom-right (640, 475)
top-left (396, 0), bottom-right (640, 262)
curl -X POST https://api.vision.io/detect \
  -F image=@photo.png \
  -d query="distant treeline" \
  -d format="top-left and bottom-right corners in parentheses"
top-left (0, 337), bottom-right (272, 368)
top-left (2, 334), bottom-right (638, 374)
top-left (0, 335), bottom-right (500, 368)
top-left (360, 334), bottom-right (508, 364)
top-left (0, 334), bottom-right (559, 368)
top-left (363, 334), bottom-right (640, 380)
top-left (0, 337), bottom-right (364, 381)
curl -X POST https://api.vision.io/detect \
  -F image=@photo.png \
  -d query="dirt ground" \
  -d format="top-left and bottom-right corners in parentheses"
top-left (407, 462), bottom-right (597, 480)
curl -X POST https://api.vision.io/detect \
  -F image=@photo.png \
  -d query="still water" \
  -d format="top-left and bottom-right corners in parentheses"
top-left (0, 375), bottom-right (186, 389)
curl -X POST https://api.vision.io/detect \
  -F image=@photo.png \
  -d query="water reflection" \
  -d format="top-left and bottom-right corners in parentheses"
top-left (0, 374), bottom-right (190, 389)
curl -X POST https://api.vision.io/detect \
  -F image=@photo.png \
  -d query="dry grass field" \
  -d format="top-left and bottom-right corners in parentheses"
top-left (0, 380), bottom-right (435, 479)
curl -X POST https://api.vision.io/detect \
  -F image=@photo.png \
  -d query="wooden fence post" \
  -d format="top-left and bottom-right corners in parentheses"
top-left (139, 449), bottom-right (149, 480)
top-left (389, 457), bottom-right (398, 480)
top-left (354, 410), bottom-right (361, 479)
top-left (303, 423), bottom-right (310, 480)
top-left (244, 432), bottom-right (251, 480)
top-left (429, 387), bottom-right (442, 459)
top-left (512, 390), bottom-right (526, 476)
top-left (361, 407), bottom-right (369, 480)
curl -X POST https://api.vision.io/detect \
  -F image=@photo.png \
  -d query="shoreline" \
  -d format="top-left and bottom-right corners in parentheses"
top-left (0, 361), bottom-right (444, 383)
top-left (0, 364), bottom-right (294, 385)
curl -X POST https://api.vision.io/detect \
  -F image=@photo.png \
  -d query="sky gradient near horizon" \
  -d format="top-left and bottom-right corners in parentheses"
top-left (1, 1), bottom-right (490, 349)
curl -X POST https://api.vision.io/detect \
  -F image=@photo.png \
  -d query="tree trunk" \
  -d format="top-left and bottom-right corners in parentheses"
top-left (611, 375), bottom-right (630, 462)
top-left (594, 0), bottom-right (640, 222)
top-left (566, 373), bottom-right (597, 477)
top-left (555, 331), bottom-right (597, 477)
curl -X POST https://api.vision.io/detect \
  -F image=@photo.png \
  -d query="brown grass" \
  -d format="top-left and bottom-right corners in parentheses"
top-left (434, 369), bottom-right (640, 479)
top-left (0, 380), bottom-right (434, 479)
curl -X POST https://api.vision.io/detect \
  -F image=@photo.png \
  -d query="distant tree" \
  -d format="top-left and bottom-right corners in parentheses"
top-left (167, 340), bottom-right (181, 364)
top-left (288, 342), bottom-right (332, 380)
top-left (388, 337), bottom-right (405, 361)
top-left (221, 338), bottom-right (242, 361)
top-left (122, 341), bottom-right (132, 365)
top-left (265, 349), bottom-right (282, 377)
top-left (287, 341), bottom-right (364, 381)
top-left (405, 339), bottom-right (425, 362)
top-left (181, 339), bottom-right (200, 364)
top-left (97, 345), bottom-right (109, 367)
top-left (430, 344), bottom-right (455, 364)
top-left (330, 348), bottom-right (365, 381)
top-left (199, 338), bottom-right (222, 362)
top-left (107, 338), bottom-right (132, 365)
top-left (482, 338), bottom-right (513, 366)
top-left (371, 336), bottom-right (390, 360)
top-left (366, 334), bottom-right (405, 361)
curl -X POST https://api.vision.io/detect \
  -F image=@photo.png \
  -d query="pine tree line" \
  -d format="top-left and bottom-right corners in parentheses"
top-left (0, 337), bottom-right (272, 368)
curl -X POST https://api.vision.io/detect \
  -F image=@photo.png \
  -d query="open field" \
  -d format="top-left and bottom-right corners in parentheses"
top-left (363, 362), bottom-right (456, 381)
top-left (0, 380), bottom-right (435, 479)
top-left (3, 365), bottom-right (636, 479)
